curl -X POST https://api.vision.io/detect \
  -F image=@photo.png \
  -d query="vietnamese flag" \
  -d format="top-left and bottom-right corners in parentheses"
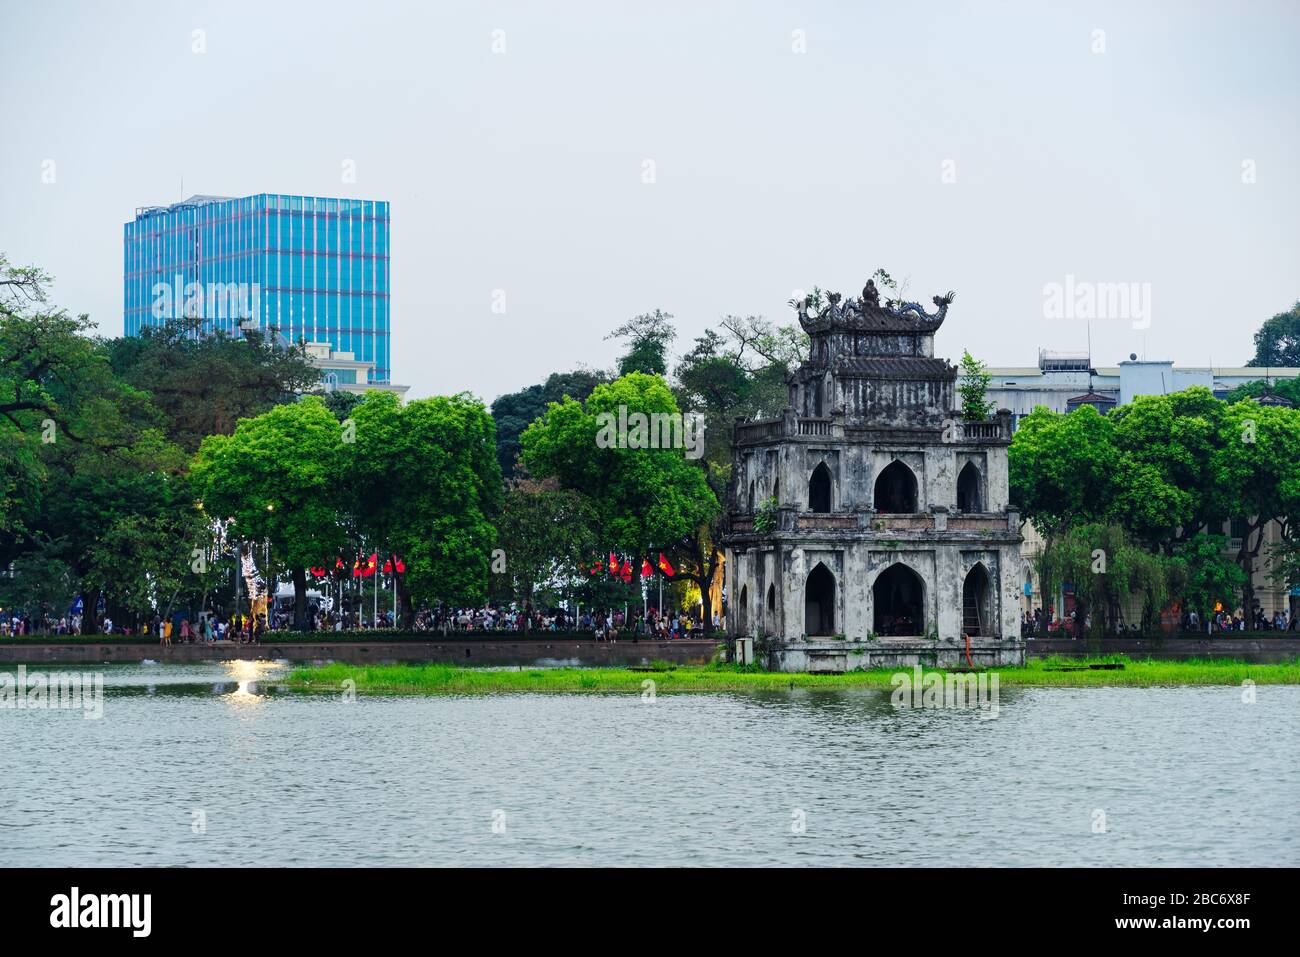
top-left (608, 552), bottom-right (619, 575)
top-left (620, 560), bottom-right (633, 583)
top-left (335, 558), bottom-right (345, 570)
top-left (657, 553), bottom-right (675, 576)
top-left (395, 558), bottom-right (406, 574)
top-left (641, 559), bottom-right (653, 578)
top-left (382, 558), bottom-right (393, 574)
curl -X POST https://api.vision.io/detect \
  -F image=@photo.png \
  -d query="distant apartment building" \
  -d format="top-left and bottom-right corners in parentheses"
top-left (124, 193), bottom-right (405, 393)
top-left (985, 350), bottom-right (1300, 624)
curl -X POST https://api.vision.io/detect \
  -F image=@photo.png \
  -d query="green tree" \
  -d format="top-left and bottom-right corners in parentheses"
top-left (672, 316), bottom-right (807, 629)
top-left (490, 369), bottom-right (605, 478)
top-left (1246, 301), bottom-right (1300, 367)
top-left (958, 350), bottom-right (994, 421)
top-left (1168, 535), bottom-right (1247, 622)
top-left (1210, 400), bottom-right (1300, 611)
top-left (345, 390), bottom-right (502, 618)
top-left (1008, 405), bottom-right (1118, 537)
top-left (192, 397), bottom-right (344, 629)
top-left (1224, 376), bottom-right (1300, 407)
top-left (607, 310), bottom-right (676, 377)
top-left (492, 478), bottom-right (600, 612)
top-left (106, 320), bottom-right (321, 454)
top-left (1107, 388), bottom-right (1226, 551)
top-left (1037, 523), bottom-right (1171, 637)
top-left (520, 372), bottom-right (718, 568)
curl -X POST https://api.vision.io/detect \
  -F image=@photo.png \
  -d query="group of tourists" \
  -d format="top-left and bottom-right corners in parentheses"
top-left (157, 612), bottom-right (269, 645)
top-left (1021, 605), bottom-right (1300, 638)
top-left (1184, 608), bottom-right (1298, 632)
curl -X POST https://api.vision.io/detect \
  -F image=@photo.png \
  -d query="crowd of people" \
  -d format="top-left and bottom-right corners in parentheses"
top-left (1020, 604), bottom-right (1300, 638)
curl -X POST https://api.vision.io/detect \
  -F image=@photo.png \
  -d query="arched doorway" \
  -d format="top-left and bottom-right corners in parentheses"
top-left (873, 563), bottom-right (925, 635)
top-left (804, 564), bottom-right (835, 636)
top-left (957, 462), bottom-right (983, 513)
top-left (963, 564), bottom-right (995, 636)
top-left (874, 461), bottom-right (918, 513)
top-left (738, 585), bottom-right (748, 634)
top-left (808, 463), bottom-right (832, 513)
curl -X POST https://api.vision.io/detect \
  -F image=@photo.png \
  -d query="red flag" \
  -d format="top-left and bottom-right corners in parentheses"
top-left (310, 566), bottom-right (326, 578)
top-left (620, 560), bottom-right (633, 583)
top-left (608, 552), bottom-right (619, 575)
top-left (395, 558), bottom-right (405, 574)
top-left (658, 553), bottom-right (675, 576)
top-left (334, 558), bottom-right (345, 570)
top-left (641, 559), bottom-right (653, 578)
top-left (382, 558), bottom-right (393, 574)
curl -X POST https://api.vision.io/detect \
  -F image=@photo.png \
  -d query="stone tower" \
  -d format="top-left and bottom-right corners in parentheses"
top-left (723, 278), bottom-right (1025, 671)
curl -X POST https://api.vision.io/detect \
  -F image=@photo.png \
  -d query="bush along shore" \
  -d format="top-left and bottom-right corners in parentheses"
top-left (283, 655), bottom-right (1300, 694)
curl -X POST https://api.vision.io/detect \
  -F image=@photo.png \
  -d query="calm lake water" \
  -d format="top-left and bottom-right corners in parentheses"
top-left (1, 660), bottom-right (1296, 867)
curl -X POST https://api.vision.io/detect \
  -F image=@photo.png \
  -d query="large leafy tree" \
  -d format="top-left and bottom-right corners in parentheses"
top-left (106, 320), bottom-right (321, 454)
top-left (1, 254), bottom-right (201, 631)
top-left (491, 369), bottom-right (605, 478)
top-left (520, 372), bottom-right (718, 570)
top-left (1246, 301), bottom-right (1300, 367)
top-left (191, 397), bottom-right (344, 629)
top-left (345, 390), bottom-right (502, 619)
top-left (1210, 400), bottom-right (1300, 611)
top-left (1008, 405), bottom-right (1118, 537)
top-left (1108, 388), bottom-right (1226, 551)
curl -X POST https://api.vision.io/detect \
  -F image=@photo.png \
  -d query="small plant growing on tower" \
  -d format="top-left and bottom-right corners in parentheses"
top-left (959, 349), bottom-right (994, 421)
top-left (754, 496), bottom-right (779, 533)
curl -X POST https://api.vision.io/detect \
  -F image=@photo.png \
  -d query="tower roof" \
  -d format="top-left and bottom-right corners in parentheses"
top-left (792, 280), bottom-right (955, 336)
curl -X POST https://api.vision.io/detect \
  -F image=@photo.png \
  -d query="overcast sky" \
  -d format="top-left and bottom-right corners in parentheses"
top-left (2, 0), bottom-right (1297, 402)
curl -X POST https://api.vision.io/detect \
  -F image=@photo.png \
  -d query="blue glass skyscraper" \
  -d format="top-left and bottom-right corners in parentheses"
top-left (124, 193), bottom-right (392, 383)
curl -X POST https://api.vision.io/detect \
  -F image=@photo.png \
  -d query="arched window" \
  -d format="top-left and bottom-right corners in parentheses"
top-left (874, 460), bottom-right (918, 513)
top-left (772, 477), bottom-right (780, 503)
top-left (873, 563), bottom-right (925, 636)
top-left (808, 463), bottom-right (832, 513)
top-left (957, 462), bottom-right (983, 513)
top-left (963, 563), bottom-right (995, 636)
top-left (748, 480), bottom-right (755, 512)
top-left (738, 585), bottom-right (748, 634)
top-left (767, 583), bottom-right (776, 613)
top-left (805, 563), bottom-right (835, 636)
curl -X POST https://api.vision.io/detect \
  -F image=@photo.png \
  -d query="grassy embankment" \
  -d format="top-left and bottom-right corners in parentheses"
top-left (284, 655), bottom-right (1300, 694)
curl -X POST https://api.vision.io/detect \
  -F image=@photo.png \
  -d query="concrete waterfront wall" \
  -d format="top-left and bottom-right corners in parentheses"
top-left (768, 637), bottom-right (1025, 672)
top-left (1027, 637), bottom-right (1300, 663)
top-left (0, 639), bottom-right (724, 667)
